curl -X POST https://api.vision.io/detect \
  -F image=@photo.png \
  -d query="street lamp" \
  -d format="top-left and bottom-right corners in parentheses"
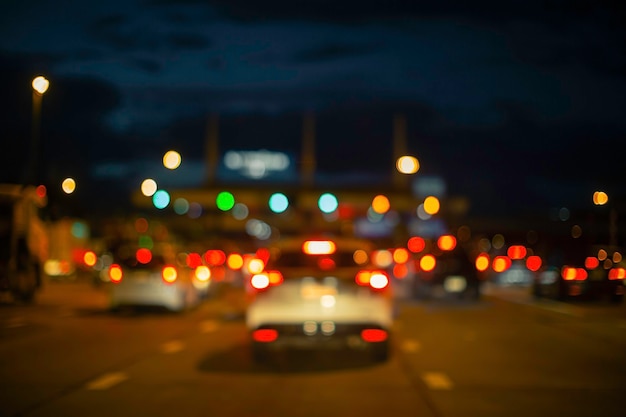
top-left (593, 190), bottom-right (617, 247)
top-left (26, 75), bottom-right (50, 185)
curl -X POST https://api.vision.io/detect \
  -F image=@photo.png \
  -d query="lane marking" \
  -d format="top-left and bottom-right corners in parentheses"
top-left (400, 339), bottom-right (421, 353)
top-left (86, 372), bottom-right (128, 390)
top-left (161, 340), bottom-right (185, 354)
top-left (422, 372), bottom-right (454, 390)
top-left (200, 319), bottom-right (219, 333)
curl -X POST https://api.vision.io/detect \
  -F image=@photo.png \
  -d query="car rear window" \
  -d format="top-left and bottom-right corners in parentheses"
top-left (118, 254), bottom-right (167, 270)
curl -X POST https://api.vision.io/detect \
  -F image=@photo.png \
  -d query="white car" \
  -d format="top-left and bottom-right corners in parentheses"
top-left (245, 235), bottom-right (394, 362)
top-left (107, 244), bottom-right (204, 312)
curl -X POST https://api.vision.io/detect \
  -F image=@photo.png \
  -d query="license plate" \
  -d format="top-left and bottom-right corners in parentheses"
top-left (301, 284), bottom-right (337, 299)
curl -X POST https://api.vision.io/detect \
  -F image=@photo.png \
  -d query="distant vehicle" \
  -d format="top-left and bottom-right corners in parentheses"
top-left (412, 235), bottom-right (483, 300)
top-left (245, 235), bottom-right (394, 363)
top-left (0, 184), bottom-right (48, 302)
top-left (532, 245), bottom-right (625, 303)
top-left (107, 243), bottom-right (204, 312)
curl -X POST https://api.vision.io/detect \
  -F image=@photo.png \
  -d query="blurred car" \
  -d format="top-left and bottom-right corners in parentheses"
top-left (245, 235), bottom-right (394, 362)
top-left (532, 256), bottom-right (625, 304)
top-left (412, 235), bottom-right (483, 300)
top-left (107, 244), bottom-right (203, 312)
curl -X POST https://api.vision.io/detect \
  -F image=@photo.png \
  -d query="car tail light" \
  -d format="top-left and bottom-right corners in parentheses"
top-left (475, 253), bottom-right (490, 272)
top-left (361, 329), bottom-right (388, 343)
top-left (609, 268), bottom-right (626, 280)
top-left (437, 235), bottom-right (457, 251)
top-left (355, 270), bottom-right (389, 290)
top-left (162, 266), bottom-right (178, 284)
top-left (109, 264), bottom-right (123, 283)
top-left (526, 255), bottom-right (542, 272)
top-left (420, 254), bottom-right (436, 272)
top-left (562, 267), bottom-right (587, 281)
top-left (252, 329), bottom-right (278, 343)
top-left (267, 270), bottom-right (283, 285)
top-left (302, 240), bottom-right (336, 255)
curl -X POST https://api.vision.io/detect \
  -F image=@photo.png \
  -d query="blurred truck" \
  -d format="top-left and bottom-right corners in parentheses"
top-left (0, 184), bottom-right (49, 302)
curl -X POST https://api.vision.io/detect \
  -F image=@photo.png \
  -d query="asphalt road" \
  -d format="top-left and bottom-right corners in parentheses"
top-left (1, 279), bottom-right (625, 417)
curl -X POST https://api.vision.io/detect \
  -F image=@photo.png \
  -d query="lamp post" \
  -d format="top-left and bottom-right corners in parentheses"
top-left (26, 75), bottom-right (49, 185)
top-left (593, 191), bottom-right (617, 247)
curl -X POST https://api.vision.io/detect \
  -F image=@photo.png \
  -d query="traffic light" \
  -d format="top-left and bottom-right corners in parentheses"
top-left (318, 193), bottom-right (338, 214)
top-left (268, 192), bottom-right (289, 213)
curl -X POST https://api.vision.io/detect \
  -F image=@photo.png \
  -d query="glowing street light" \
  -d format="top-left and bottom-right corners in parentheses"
top-left (593, 191), bottom-right (608, 206)
top-left (396, 155), bottom-right (419, 174)
top-left (61, 178), bottom-right (76, 194)
top-left (32, 76), bottom-right (50, 95)
top-left (27, 75), bottom-right (50, 185)
top-left (141, 178), bottom-right (158, 196)
top-left (163, 150), bottom-right (182, 170)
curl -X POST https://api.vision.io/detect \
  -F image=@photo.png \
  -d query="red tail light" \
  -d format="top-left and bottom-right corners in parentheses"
top-left (109, 264), bottom-right (123, 283)
top-left (609, 268), bottom-right (626, 280)
top-left (562, 267), bottom-right (587, 281)
top-left (267, 270), bottom-right (283, 285)
top-left (355, 270), bottom-right (389, 290)
top-left (162, 265), bottom-right (178, 284)
top-left (361, 329), bottom-right (388, 343)
top-left (252, 329), bottom-right (278, 343)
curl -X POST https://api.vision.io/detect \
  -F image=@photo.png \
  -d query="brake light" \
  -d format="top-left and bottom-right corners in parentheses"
top-left (507, 245), bottom-right (527, 260)
top-left (492, 256), bottom-right (511, 273)
top-left (302, 240), bottom-right (336, 255)
top-left (227, 253), bottom-right (244, 270)
top-left (609, 268), bottom-right (626, 280)
top-left (361, 329), bottom-right (388, 343)
top-left (526, 255), bottom-right (542, 272)
top-left (562, 267), bottom-right (587, 281)
top-left (475, 253), bottom-right (490, 272)
top-left (162, 266), bottom-right (178, 284)
top-left (355, 270), bottom-right (389, 289)
top-left (585, 257), bottom-right (600, 270)
top-left (83, 251), bottom-right (97, 267)
top-left (109, 264), bottom-right (123, 283)
top-left (420, 254), bottom-right (436, 272)
top-left (267, 270), bottom-right (283, 285)
top-left (437, 235), bottom-right (456, 251)
top-left (252, 329), bottom-right (278, 343)
top-left (136, 248), bottom-right (152, 264)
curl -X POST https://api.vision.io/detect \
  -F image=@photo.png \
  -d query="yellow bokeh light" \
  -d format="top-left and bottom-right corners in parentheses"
top-left (593, 191), bottom-right (608, 206)
top-left (371, 195), bottom-right (390, 214)
top-left (141, 179), bottom-right (158, 196)
top-left (61, 178), bottom-right (76, 194)
top-left (423, 196), bottom-right (440, 215)
top-left (353, 249), bottom-right (369, 265)
top-left (163, 150), bottom-right (182, 170)
top-left (396, 155), bottom-right (420, 174)
top-left (32, 76), bottom-right (49, 95)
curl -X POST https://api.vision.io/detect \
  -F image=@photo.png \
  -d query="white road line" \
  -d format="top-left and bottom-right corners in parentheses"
top-left (161, 340), bottom-right (185, 354)
top-left (400, 339), bottom-right (421, 353)
top-left (422, 372), bottom-right (454, 390)
top-left (86, 372), bottom-right (128, 390)
top-left (200, 319), bottom-right (220, 333)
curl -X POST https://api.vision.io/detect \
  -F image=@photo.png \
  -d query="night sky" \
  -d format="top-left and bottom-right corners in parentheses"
top-left (1, 0), bottom-right (625, 218)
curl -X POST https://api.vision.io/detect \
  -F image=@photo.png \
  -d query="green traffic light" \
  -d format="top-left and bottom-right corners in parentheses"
top-left (216, 191), bottom-right (235, 211)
